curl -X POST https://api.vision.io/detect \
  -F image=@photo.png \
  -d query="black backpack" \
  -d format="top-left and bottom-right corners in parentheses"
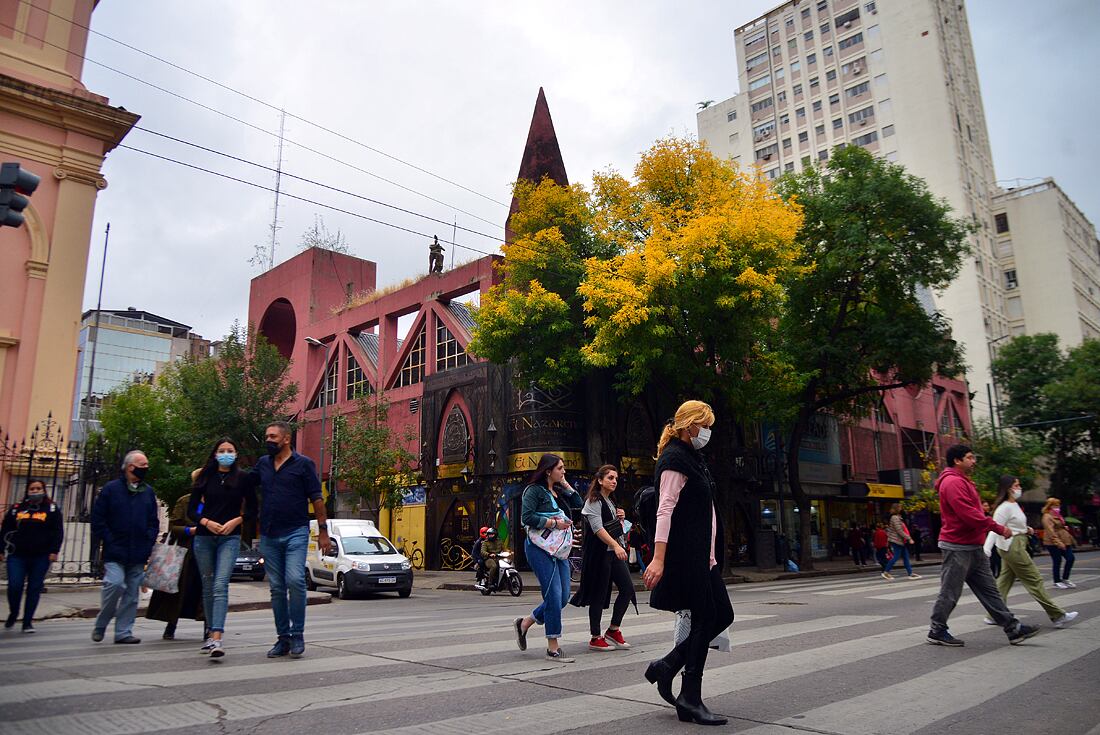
top-left (634, 485), bottom-right (658, 547)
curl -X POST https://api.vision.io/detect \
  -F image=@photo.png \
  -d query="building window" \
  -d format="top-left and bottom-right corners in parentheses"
top-left (846, 81), bottom-right (870, 98)
top-left (754, 121), bottom-right (776, 138)
top-left (796, 107), bottom-right (806, 120)
top-left (727, 109), bottom-right (737, 122)
top-left (789, 38), bottom-right (798, 51)
top-left (809, 76), bottom-right (820, 88)
top-left (835, 8), bottom-right (861, 28)
top-left (745, 29), bottom-right (766, 46)
top-left (838, 32), bottom-right (864, 50)
top-left (755, 143), bottom-right (779, 161)
top-left (791, 60), bottom-right (801, 72)
top-left (786, 16), bottom-right (795, 28)
top-left (773, 45), bottom-right (782, 57)
top-left (852, 130), bottom-right (879, 147)
top-left (865, 1), bottom-right (877, 14)
top-left (801, 8), bottom-right (811, 19)
top-left (783, 137), bottom-right (792, 149)
top-left (785, 162), bottom-right (795, 172)
top-left (820, 23), bottom-right (831, 35)
top-left (776, 66), bottom-right (786, 80)
top-left (848, 106), bottom-right (875, 124)
top-left (312, 357), bottom-right (339, 408)
top-left (793, 82), bottom-right (803, 96)
top-left (832, 117), bottom-right (843, 129)
top-left (751, 97), bottom-right (773, 114)
top-left (346, 352), bottom-right (373, 400)
top-left (817, 0), bottom-right (828, 11)
top-left (807, 53), bottom-right (817, 65)
top-left (882, 124), bottom-right (895, 137)
top-left (1004, 269), bottom-right (1018, 290)
top-left (823, 45), bottom-right (834, 58)
top-left (818, 149), bottom-right (829, 161)
top-left (815, 124), bottom-right (825, 135)
top-left (749, 74), bottom-right (772, 91)
top-left (747, 51), bottom-right (769, 69)
top-left (829, 93), bottom-right (840, 105)
top-left (798, 131), bottom-right (809, 143)
top-left (780, 113), bottom-right (790, 125)
top-left (826, 68), bottom-right (837, 81)
top-left (812, 100), bottom-right (822, 112)
top-left (804, 30), bottom-right (814, 41)
top-left (394, 329), bottom-right (426, 388)
top-left (777, 90), bottom-right (787, 102)
top-left (436, 322), bottom-right (469, 372)
top-left (767, 167), bottom-right (781, 180)
top-left (995, 212), bottom-right (1010, 233)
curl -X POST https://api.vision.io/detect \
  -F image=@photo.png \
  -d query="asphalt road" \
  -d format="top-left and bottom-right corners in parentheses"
top-left (0, 558), bottom-right (1097, 735)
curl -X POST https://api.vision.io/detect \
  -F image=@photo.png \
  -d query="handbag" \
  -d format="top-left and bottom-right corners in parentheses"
top-left (673, 610), bottom-right (731, 652)
top-left (527, 488), bottom-right (573, 560)
top-left (144, 537), bottom-right (189, 594)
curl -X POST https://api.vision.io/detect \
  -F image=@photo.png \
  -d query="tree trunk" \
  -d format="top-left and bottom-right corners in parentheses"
top-left (786, 410), bottom-right (815, 571)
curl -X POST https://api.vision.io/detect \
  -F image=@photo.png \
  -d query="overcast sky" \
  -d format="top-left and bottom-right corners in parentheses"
top-left (80, 0), bottom-right (1099, 342)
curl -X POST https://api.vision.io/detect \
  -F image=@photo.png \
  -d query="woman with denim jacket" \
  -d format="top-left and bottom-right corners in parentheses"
top-left (512, 453), bottom-right (584, 662)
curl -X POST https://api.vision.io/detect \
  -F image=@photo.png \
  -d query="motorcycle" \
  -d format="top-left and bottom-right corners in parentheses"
top-left (477, 551), bottom-right (523, 597)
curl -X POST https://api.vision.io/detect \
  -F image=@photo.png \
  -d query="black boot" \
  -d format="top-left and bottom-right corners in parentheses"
top-left (162, 622), bottom-right (177, 640)
top-left (674, 673), bottom-right (726, 726)
top-left (644, 650), bottom-right (684, 706)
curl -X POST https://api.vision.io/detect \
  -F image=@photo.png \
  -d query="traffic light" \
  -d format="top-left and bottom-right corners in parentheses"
top-left (0, 162), bottom-right (41, 229)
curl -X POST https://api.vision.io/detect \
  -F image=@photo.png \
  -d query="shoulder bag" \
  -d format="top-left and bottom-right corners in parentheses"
top-left (144, 533), bottom-right (189, 594)
top-left (527, 488), bottom-right (573, 560)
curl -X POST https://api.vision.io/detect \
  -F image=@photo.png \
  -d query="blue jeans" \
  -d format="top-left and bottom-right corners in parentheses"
top-left (95, 561), bottom-right (145, 640)
top-left (1046, 545), bottom-right (1075, 582)
top-left (260, 527), bottom-right (309, 639)
top-left (6, 554), bottom-right (50, 624)
top-left (525, 538), bottom-right (571, 639)
top-left (883, 542), bottom-right (913, 575)
top-left (192, 534), bottom-right (240, 634)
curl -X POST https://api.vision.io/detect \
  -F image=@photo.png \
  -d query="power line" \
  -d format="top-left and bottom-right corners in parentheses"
top-left (23, 3), bottom-right (510, 209)
top-left (0, 21), bottom-right (503, 230)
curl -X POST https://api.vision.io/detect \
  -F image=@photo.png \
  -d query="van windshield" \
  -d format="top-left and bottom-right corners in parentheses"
top-left (341, 536), bottom-right (397, 555)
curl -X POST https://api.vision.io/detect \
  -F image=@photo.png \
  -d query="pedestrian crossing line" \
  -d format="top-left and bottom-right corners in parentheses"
top-left (0, 614), bottom-right (884, 723)
top-left (354, 617), bottom-right (1001, 735)
top-left (735, 576), bottom-right (887, 594)
top-left (734, 615), bottom-right (1100, 735)
top-left (870, 573), bottom-right (1098, 602)
top-left (1013, 583), bottom-right (1100, 613)
top-left (818, 577), bottom-right (941, 596)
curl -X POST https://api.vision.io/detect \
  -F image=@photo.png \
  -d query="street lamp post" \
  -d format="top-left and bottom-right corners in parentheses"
top-left (986, 334), bottom-right (1010, 441)
top-left (304, 337), bottom-right (330, 506)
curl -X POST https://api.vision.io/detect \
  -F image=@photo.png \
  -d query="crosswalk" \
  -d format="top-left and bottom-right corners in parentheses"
top-left (0, 566), bottom-right (1096, 735)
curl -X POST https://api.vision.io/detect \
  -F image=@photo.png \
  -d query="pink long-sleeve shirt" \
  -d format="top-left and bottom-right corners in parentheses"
top-left (655, 470), bottom-right (718, 569)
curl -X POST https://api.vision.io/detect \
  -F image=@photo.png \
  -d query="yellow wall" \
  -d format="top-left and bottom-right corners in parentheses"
top-left (390, 504), bottom-right (426, 566)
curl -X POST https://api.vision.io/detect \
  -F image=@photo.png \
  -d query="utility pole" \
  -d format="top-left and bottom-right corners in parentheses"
top-left (77, 223), bottom-right (109, 493)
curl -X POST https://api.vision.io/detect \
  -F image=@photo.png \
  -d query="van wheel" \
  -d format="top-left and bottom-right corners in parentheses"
top-left (306, 573), bottom-right (317, 592)
top-left (336, 573), bottom-right (351, 600)
top-left (398, 587), bottom-right (412, 598)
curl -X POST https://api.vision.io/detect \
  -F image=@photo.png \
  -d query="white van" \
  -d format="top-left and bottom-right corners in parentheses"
top-left (306, 519), bottom-right (413, 599)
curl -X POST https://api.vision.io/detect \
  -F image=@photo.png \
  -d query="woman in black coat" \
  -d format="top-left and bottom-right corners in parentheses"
top-left (569, 465), bottom-right (637, 651)
top-left (146, 493), bottom-right (204, 639)
top-left (1, 480), bottom-right (63, 633)
top-left (643, 400), bottom-right (733, 726)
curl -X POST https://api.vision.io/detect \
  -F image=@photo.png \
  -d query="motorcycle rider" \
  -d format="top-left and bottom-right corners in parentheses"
top-left (472, 527), bottom-right (488, 586)
top-left (480, 528), bottom-right (505, 590)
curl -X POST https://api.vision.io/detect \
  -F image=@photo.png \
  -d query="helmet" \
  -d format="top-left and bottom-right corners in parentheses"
top-left (479, 526), bottom-right (489, 539)
top-left (486, 527), bottom-right (498, 538)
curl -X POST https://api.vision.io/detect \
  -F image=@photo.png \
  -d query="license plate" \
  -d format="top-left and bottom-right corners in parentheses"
top-left (242, 564), bottom-right (252, 571)
top-left (379, 576), bottom-right (397, 584)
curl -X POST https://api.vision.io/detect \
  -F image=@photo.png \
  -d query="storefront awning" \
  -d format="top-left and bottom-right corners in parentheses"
top-left (844, 482), bottom-right (905, 499)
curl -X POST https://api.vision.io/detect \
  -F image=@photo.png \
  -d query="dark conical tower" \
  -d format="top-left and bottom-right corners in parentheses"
top-left (506, 87), bottom-right (569, 243)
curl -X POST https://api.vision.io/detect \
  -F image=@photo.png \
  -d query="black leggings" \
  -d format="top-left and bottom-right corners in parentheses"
top-left (665, 565), bottom-right (735, 676)
top-left (589, 554), bottom-right (633, 636)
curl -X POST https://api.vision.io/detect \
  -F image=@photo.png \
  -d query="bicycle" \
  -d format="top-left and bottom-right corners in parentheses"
top-left (397, 538), bottom-right (425, 570)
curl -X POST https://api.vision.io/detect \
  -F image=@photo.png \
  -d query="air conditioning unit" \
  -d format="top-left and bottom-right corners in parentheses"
top-left (764, 129), bottom-right (771, 137)
top-left (843, 20), bottom-right (852, 28)
top-left (853, 66), bottom-right (863, 74)
top-left (763, 153), bottom-right (772, 160)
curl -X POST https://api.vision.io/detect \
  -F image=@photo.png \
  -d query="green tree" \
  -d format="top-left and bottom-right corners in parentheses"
top-left (772, 145), bottom-right (972, 567)
top-left (332, 393), bottom-right (418, 523)
top-left (968, 421), bottom-right (1045, 500)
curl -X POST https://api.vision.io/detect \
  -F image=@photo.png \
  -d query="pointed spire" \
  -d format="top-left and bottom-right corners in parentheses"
top-left (506, 87), bottom-right (569, 243)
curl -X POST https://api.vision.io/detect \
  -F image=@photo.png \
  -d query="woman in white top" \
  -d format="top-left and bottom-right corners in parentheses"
top-left (984, 475), bottom-right (1078, 629)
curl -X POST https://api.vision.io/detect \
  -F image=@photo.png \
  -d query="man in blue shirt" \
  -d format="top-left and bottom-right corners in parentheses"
top-left (256, 421), bottom-right (330, 658)
top-left (90, 450), bottom-right (159, 644)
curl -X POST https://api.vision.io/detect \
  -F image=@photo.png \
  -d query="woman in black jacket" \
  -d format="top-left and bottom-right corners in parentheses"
top-left (570, 464), bottom-right (636, 651)
top-left (146, 492), bottom-right (204, 640)
top-left (1, 480), bottom-right (63, 633)
top-left (643, 400), bottom-right (733, 726)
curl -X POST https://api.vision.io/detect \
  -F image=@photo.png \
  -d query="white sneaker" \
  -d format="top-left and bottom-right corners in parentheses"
top-left (881, 572), bottom-right (894, 580)
top-left (1063, 580), bottom-right (1076, 588)
top-left (983, 617), bottom-right (997, 625)
top-left (907, 573), bottom-right (922, 580)
top-left (1054, 582), bottom-right (1070, 589)
top-left (1053, 611), bottom-right (1079, 628)
top-left (200, 638), bottom-right (216, 654)
top-left (209, 639), bottom-right (225, 658)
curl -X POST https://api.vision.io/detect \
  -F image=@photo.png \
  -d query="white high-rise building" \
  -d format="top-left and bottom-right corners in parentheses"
top-left (993, 179), bottom-right (1100, 346)
top-left (699, 0), bottom-right (1008, 390)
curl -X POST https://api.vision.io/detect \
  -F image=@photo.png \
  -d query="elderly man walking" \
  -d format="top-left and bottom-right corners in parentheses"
top-left (91, 450), bottom-right (159, 644)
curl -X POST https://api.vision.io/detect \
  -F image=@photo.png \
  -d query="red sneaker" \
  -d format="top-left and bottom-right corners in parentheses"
top-left (604, 629), bottom-right (631, 649)
top-left (588, 636), bottom-right (613, 651)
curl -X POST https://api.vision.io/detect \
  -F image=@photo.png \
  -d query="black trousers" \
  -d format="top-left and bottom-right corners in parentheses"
top-left (664, 565), bottom-right (735, 676)
top-left (589, 554), bottom-right (633, 636)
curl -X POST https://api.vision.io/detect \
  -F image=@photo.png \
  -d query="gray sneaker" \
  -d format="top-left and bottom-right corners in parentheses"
top-left (545, 647), bottom-right (575, 662)
top-left (200, 638), bottom-right (216, 654)
top-left (209, 639), bottom-right (225, 658)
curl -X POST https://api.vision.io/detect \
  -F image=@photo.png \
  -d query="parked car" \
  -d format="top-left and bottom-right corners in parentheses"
top-left (232, 543), bottom-right (265, 581)
top-left (306, 519), bottom-right (413, 599)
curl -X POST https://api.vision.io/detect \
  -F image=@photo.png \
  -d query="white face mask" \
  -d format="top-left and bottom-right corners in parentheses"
top-left (691, 426), bottom-right (712, 450)
top-left (1011, 488), bottom-right (1022, 500)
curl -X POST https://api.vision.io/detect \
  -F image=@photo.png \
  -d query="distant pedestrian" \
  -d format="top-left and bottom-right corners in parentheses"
top-left (91, 450), bottom-right (159, 644)
top-left (983, 476), bottom-right (1078, 629)
top-left (872, 523), bottom-right (889, 570)
top-left (882, 503), bottom-right (920, 580)
top-left (145, 492), bottom-right (204, 641)
top-left (256, 422), bottom-right (328, 659)
top-left (1, 480), bottom-right (63, 633)
top-left (570, 465), bottom-right (636, 652)
top-left (628, 524), bottom-right (649, 573)
top-left (643, 400), bottom-right (733, 726)
top-left (514, 453), bottom-right (584, 662)
top-left (926, 444), bottom-right (1039, 647)
top-left (190, 437), bottom-right (258, 659)
top-left (1041, 497), bottom-right (1076, 589)
top-left (847, 525), bottom-right (866, 566)
top-left (982, 500), bottom-right (1001, 580)
top-left (911, 524), bottom-right (923, 561)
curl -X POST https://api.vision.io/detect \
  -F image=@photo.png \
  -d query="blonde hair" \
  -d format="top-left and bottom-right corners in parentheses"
top-left (656, 400), bottom-right (715, 458)
top-left (1042, 497), bottom-right (1061, 514)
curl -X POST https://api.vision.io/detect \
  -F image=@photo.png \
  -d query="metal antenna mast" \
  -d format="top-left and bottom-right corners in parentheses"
top-left (268, 108), bottom-right (286, 268)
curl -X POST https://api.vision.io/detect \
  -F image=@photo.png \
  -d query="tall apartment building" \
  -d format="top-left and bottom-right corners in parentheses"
top-left (993, 179), bottom-right (1100, 346)
top-left (698, 0), bottom-right (1008, 390)
top-left (71, 308), bottom-right (210, 442)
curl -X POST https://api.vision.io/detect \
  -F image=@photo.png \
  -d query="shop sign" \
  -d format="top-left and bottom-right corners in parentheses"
top-left (507, 451), bottom-right (586, 473)
top-left (867, 483), bottom-right (905, 499)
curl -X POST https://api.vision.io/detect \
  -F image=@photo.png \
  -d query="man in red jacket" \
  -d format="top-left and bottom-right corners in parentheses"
top-left (927, 444), bottom-right (1040, 646)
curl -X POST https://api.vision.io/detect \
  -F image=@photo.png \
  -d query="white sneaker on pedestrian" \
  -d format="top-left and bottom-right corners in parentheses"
top-left (1054, 582), bottom-right (1070, 589)
top-left (200, 638), bottom-right (216, 654)
top-left (907, 573), bottom-right (922, 580)
top-left (1053, 611), bottom-right (1079, 628)
top-left (1063, 580), bottom-right (1076, 589)
top-left (209, 639), bottom-right (225, 658)
top-left (983, 617), bottom-right (997, 625)
top-left (881, 572), bottom-right (894, 580)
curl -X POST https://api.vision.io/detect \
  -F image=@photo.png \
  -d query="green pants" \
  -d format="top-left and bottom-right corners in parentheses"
top-left (996, 535), bottom-right (1065, 621)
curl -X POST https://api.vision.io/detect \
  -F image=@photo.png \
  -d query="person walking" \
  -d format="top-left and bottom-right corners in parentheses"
top-left (570, 465), bottom-right (636, 652)
top-left (256, 422), bottom-right (328, 659)
top-left (911, 523), bottom-right (923, 561)
top-left (926, 444), bottom-right (1039, 647)
top-left (983, 476), bottom-right (1079, 629)
top-left (872, 523), bottom-right (890, 571)
top-left (91, 450), bottom-right (159, 644)
top-left (145, 492), bottom-right (204, 641)
top-left (190, 437), bottom-right (259, 659)
top-left (1, 480), bottom-right (63, 633)
top-left (847, 525), bottom-right (866, 566)
top-left (1042, 497), bottom-right (1076, 589)
top-left (982, 500), bottom-right (1002, 580)
top-left (643, 400), bottom-right (734, 726)
top-left (513, 453), bottom-right (584, 662)
top-left (882, 503), bottom-right (920, 580)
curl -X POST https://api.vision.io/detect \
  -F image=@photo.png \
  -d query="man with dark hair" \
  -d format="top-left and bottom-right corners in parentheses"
top-left (256, 422), bottom-right (330, 658)
top-left (927, 444), bottom-right (1040, 646)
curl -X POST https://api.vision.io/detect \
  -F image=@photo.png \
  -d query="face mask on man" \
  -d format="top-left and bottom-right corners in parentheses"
top-left (265, 441), bottom-right (281, 457)
top-left (216, 452), bottom-right (237, 467)
top-left (691, 426), bottom-right (712, 451)
top-left (130, 466), bottom-right (149, 482)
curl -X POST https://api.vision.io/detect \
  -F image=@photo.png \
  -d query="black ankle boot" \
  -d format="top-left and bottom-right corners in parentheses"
top-left (674, 673), bottom-right (727, 726)
top-left (644, 652), bottom-right (683, 706)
